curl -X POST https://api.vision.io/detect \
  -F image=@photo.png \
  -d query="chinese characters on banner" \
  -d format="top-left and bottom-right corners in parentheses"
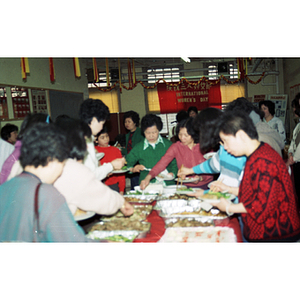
top-left (156, 80), bottom-right (222, 114)
top-left (32, 90), bottom-right (48, 114)
top-left (0, 87), bottom-right (8, 119)
top-left (11, 87), bottom-right (30, 119)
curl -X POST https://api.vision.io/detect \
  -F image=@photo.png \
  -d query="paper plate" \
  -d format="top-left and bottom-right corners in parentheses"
top-left (203, 152), bottom-right (216, 160)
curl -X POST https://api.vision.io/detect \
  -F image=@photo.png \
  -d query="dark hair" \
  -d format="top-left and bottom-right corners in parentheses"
top-left (259, 100), bottom-right (275, 116)
top-left (175, 117), bottom-right (199, 143)
top-left (292, 98), bottom-right (300, 118)
top-left (187, 106), bottom-right (198, 115)
top-left (95, 126), bottom-right (108, 139)
top-left (141, 114), bottom-right (163, 132)
top-left (216, 110), bottom-right (258, 140)
top-left (18, 113), bottom-right (52, 141)
top-left (193, 107), bottom-right (223, 153)
top-left (1, 123), bottom-right (18, 141)
top-left (55, 116), bottom-right (90, 160)
top-left (225, 97), bottom-right (264, 120)
top-left (19, 123), bottom-right (69, 168)
top-left (79, 99), bottom-right (110, 125)
top-left (176, 110), bottom-right (189, 122)
top-left (123, 110), bottom-right (140, 127)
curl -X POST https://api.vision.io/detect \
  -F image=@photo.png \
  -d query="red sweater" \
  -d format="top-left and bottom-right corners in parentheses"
top-left (95, 145), bottom-right (126, 193)
top-left (239, 142), bottom-right (300, 241)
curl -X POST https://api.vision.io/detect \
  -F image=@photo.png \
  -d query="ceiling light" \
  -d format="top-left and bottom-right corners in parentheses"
top-left (181, 57), bottom-right (191, 63)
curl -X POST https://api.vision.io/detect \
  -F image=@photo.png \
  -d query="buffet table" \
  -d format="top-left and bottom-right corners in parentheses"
top-left (133, 201), bottom-right (243, 243)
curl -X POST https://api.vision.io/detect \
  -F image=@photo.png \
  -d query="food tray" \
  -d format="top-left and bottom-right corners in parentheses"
top-left (153, 199), bottom-right (189, 211)
top-left (100, 205), bottom-right (153, 222)
top-left (86, 230), bottom-right (140, 242)
top-left (156, 193), bottom-right (197, 201)
top-left (164, 217), bottom-right (215, 228)
top-left (88, 221), bottom-right (151, 239)
top-left (124, 195), bottom-right (157, 204)
top-left (159, 206), bottom-right (228, 220)
top-left (158, 226), bottom-right (237, 243)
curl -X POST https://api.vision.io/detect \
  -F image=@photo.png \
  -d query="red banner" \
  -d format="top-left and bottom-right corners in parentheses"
top-left (157, 80), bottom-right (222, 113)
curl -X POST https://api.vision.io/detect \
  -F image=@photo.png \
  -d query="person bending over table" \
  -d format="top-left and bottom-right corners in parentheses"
top-left (210, 110), bottom-right (300, 242)
top-left (177, 108), bottom-right (246, 203)
top-left (0, 123), bottom-right (89, 242)
top-left (79, 99), bottom-right (125, 180)
top-left (125, 114), bottom-right (178, 186)
top-left (6, 117), bottom-right (134, 218)
top-left (140, 117), bottom-right (213, 190)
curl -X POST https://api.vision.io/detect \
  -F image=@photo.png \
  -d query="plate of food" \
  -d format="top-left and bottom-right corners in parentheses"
top-left (203, 152), bottom-right (216, 160)
top-left (112, 166), bottom-right (130, 174)
top-left (155, 169), bottom-right (175, 181)
top-left (199, 191), bottom-right (236, 203)
top-left (74, 209), bottom-right (96, 221)
top-left (175, 187), bottom-right (201, 195)
top-left (175, 177), bottom-right (199, 183)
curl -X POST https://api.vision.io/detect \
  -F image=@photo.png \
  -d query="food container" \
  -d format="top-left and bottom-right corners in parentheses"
top-left (164, 217), bottom-right (215, 228)
top-left (163, 185), bottom-right (186, 195)
top-left (153, 200), bottom-right (189, 212)
top-left (124, 194), bottom-right (157, 204)
top-left (87, 221), bottom-right (151, 239)
top-left (100, 205), bottom-right (153, 222)
top-left (86, 230), bottom-right (140, 242)
top-left (159, 206), bottom-right (228, 220)
top-left (158, 226), bottom-right (237, 243)
top-left (156, 193), bottom-right (197, 201)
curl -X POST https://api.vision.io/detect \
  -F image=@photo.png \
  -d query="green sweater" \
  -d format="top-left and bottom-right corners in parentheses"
top-left (125, 137), bottom-right (178, 184)
top-left (121, 127), bottom-right (144, 156)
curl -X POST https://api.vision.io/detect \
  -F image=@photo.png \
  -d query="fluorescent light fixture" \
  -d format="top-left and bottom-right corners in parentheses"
top-left (181, 57), bottom-right (191, 63)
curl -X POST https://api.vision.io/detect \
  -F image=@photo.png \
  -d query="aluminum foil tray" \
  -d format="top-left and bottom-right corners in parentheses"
top-left (156, 194), bottom-right (197, 201)
top-left (88, 221), bottom-right (151, 239)
top-left (124, 195), bottom-right (157, 204)
top-left (100, 205), bottom-right (152, 222)
top-left (86, 230), bottom-right (140, 242)
top-left (159, 226), bottom-right (237, 243)
top-left (159, 206), bottom-right (228, 220)
top-left (164, 217), bottom-right (215, 228)
top-left (153, 200), bottom-right (189, 211)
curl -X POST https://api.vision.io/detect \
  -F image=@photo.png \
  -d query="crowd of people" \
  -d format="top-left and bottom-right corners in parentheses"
top-left (1, 97), bottom-right (300, 242)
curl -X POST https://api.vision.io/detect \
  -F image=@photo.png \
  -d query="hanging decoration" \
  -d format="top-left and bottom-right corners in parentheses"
top-left (92, 58), bottom-right (99, 82)
top-left (118, 58), bottom-right (122, 93)
top-left (91, 57), bottom-right (266, 92)
top-left (127, 58), bottom-right (133, 88)
top-left (20, 58), bottom-right (30, 80)
top-left (73, 58), bottom-right (81, 78)
top-left (49, 58), bottom-right (55, 82)
top-left (132, 59), bottom-right (136, 85)
top-left (105, 58), bottom-right (110, 87)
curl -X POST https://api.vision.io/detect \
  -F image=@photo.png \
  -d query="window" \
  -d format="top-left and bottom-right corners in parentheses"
top-left (88, 72), bottom-right (111, 88)
top-left (88, 88), bottom-right (119, 113)
top-left (229, 62), bottom-right (238, 79)
top-left (208, 64), bottom-right (218, 80)
top-left (147, 67), bottom-right (180, 83)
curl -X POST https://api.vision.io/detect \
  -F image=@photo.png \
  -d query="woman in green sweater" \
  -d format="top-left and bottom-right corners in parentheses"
top-left (125, 114), bottom-right (177, 186)
top-left (121, 110), bottom-right (144, 189)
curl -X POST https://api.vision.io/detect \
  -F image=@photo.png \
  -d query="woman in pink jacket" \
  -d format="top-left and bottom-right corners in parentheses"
top-left (140, 117), bottom-right (214, 190)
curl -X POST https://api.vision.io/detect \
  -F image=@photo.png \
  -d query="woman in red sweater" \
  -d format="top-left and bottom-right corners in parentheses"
top-left (212, 110), bottom-right (300, 242)
top-left (95, 127), bottom-right (126, 195)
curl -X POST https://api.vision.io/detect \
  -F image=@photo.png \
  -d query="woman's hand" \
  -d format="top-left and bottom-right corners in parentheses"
top-left (140, 175), bottom-right (152, 190)
top-left (120, 201), bottom-right (134, 216)
top-left (132, 164), bottom-right (145, 173)
top-left (177, 166), bottom-right (194, 179)
top-left (286, 153), bottom-right (294, 168)
top-left (111, 157), bottom-right (126, 170)
top-left (209, 180), bottom-right (229, 193)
